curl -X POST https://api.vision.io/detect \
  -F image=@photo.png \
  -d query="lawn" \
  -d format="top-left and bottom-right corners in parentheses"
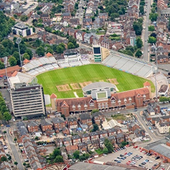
top-left (37, 64), bottom-right (154, 98)
top-left (111, 114), bottom-right (127, 121)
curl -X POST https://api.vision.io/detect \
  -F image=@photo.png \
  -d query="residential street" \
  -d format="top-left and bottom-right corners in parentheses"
top-left (6, 128), bottom-right (24, 170)
top-left (143, 0), bottom-right (152, 62)
top-left (135, 111), bottom-right (164, 142)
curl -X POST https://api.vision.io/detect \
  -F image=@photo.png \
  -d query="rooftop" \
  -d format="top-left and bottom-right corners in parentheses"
top-left (82, 82), bottom-right (116, 92)
top-left (150, 143), bottom-right (170, 158)
top-left (69, 162), bottom-right (135, 170)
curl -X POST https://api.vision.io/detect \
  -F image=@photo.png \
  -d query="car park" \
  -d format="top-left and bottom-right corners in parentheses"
top-left (94, 146), bottom-right (166, 170)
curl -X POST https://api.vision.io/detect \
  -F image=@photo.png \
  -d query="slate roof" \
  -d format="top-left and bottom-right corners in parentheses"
top-left (150, 144), bottom-right (170, 158)
top-left (79, 113), bottom-right (91, 120)
top-left (27, 121), bottom-right (39, 127)
top-left (52, 117), bottom-right (65, 124)
top-left (40, 119), bottom-right (52, 126)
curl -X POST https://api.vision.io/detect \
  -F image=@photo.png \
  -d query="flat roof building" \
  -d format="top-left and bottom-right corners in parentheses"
top-left (10, 83), bottom-right (46, 118)
top-left (12, 22), bottom-right (34, 37)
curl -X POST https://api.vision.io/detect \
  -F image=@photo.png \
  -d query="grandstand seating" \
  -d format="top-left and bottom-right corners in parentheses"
top-left (102, 50), bottom-right (156, 78)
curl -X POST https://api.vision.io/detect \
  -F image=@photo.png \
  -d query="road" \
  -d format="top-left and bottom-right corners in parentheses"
top-left (143, 0), bottom-right (152, 62)
top-left (135, 111), bottom-right (164, 142)
top-left (6, 128), bottom-right (24, 170)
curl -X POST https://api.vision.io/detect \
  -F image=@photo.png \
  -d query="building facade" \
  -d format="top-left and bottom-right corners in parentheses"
top-left (12, 23), bottom-right (34, 37)
top-left (10, 83), bottom-right (46, 118)
top-left (53, 83), bottom-right (150, 117)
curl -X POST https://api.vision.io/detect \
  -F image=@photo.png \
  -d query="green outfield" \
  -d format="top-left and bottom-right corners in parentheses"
top-left (36, 64), bottom-right (154, 98)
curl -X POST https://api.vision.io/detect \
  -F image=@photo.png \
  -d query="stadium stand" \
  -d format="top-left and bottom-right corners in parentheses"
top-left (102, 50), bottom-right (156, 78)
top-left (150, 73), bottom-right (169, 92)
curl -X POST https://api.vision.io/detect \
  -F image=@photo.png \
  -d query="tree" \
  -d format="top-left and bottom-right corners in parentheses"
top-left (22, 53), bottom-right (30, 60)
top-left (46, 47), bottom-right (53, 54)
top-left (136, 37), bottom-right (143, 48)
top-left (1, 105), bottom-right (7, 113)
top-left (0, 45), bottom-right (6, 58)
top-left (104, 138), bottom-right (113, 153)
top-left (168, 17), bottom-right (170, 31)
top-left (73, 150), bottom-right (80, 159)
top-left (35, 136), bottom-right (39, 140)
top-left (92, 124), bottom-right (99, 132)
top-left (25, 49), bottom-right (33, 59)
top-left (0, 61), bottom-right (5, 69)
top-left (20, 44), bottom-right (27, 54)
top-left (36, 46), bottom-right (45, 56)
top-left (148, 25), bottom-right (155, 31)
top-left (53, 148), bottom-right (61, 156)
top-left (3, 112), bottom-right (12, 122)
top-left (1, 156), bottom-right (7, 162)
top-left (103, 147), bottom-right (108, 154)
top-left (149, 13), bottom-right (158, 22)
top-left (9, 56), bottom-right (17, 66)
top-left (133, 21), bottom-right (143, 35)
top-left (139, 5), bottom-right (144, 15)
top-left (34, 39), bottom-right (42, 47)
top-left (135, 49), bottom-right (142, 58)
top-left (79, 153), bottom-right (89, 161)
top-left (67, 42), bottom-right (75, 49)
top-left (14, 162), bottom-right (18, 166)
top-left (120, 141), bottom-right (128, 147)
top-left (20, 15), bottom-right (28, 21)
top-left (148, 36), bottom-right (157, 44)
top-left (61, 114), bottom-right (66, 120)
top-left (2, 39), bottom-right (13, 49)
top-left (23, 162), bottom-right (26, 166)
top-left (150, 32), bottom-right (157, 38)
top-left (55, 155), bottom-right (63, 162)
top-left (14, 137), bottom-right (17, 142)
top-left (56, 44), bottom-right (65, 53)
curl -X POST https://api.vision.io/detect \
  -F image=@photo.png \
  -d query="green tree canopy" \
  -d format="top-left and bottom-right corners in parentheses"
top-left (36, 46), bottom-right (45, 56)
top-left (0, 61), bottom-right (5, 69)
top-left (104, 138), bottom-right (113, 153)
top-left (148, 36), bottom-right (157, 44)
top-left (136, 37), bottom-right (143, 48)
top-left (9, 56), bottom-right (17, 66)
top-left (148, 25), bottom-right (155, 31)
top-left (25, 49), bottom-right (33, 59)
top-left (53, 148), bottom-right (61, 157)
top-left (92, 124), bottom-right (99, 132)
top-left (135, 49), bottom-right (142, 58)
top-left (14, 162), bottom-right (18, 166)
top-left (103, 147), bottom-right (108, 154)
top-left (46, 47), bottom-right (54, 54)
top-left (149, 13), bottom-right (158, 22)
top-left (22, 53), bottom-right (30, 60)
top-left (55, 155), bottom-right (63, 162)
top-left (133, 21), bottom-right (143, 35)
top-left (73, 150), bottom-right (80, 159)
top-left (67, 42), bottom-right (75, 49)
top-left (20, 15), bottom-right (28, 21)
top-left (3, 112), bottom-right (12, 122)
top-left (1, 156), bottom-right (7, 162)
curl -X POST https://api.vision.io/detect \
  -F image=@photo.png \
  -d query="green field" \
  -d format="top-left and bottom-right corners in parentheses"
top-left (37, 64), bottom-right (154, 98)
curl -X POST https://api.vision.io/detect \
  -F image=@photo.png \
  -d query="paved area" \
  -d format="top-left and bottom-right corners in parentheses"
top-left (6, 128), bottom-right (24, 170)
top-left (143, 0), bottom-right (152, 62)
top-left (95, 146), bottom-right (168, 170)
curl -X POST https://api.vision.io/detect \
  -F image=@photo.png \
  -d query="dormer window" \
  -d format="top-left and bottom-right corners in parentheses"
top-left (89, 99), bottom-right (94, 107)
top-left (111, 97), bottom-right (115, 104)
